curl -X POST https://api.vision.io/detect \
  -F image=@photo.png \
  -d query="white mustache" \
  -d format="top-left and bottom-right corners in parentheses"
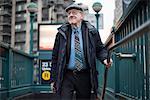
top-left (69, 16), bottom-right (76, 19)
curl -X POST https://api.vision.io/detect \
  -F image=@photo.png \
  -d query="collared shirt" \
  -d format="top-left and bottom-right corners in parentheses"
top-left (68, 25), bottom-right (85, 70)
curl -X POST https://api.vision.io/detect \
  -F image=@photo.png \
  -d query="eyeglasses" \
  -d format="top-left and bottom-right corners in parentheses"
top-left (67, 10), bottom-right (82, 16)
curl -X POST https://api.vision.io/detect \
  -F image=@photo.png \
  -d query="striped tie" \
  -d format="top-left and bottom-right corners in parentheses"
top-left (74, 29), bottom-right (84, 71)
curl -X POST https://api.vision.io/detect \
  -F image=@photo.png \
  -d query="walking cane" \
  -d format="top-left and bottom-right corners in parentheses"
top-left (100, 52), bottom-right (110, 100)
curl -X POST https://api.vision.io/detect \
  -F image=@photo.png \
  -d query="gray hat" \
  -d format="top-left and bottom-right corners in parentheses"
top-left (65, 3), bottom-right (83, 12)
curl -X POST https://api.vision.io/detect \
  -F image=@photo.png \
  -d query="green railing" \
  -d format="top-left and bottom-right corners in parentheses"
top-left (110, 21), bottom-right (150, 99)
top-left (98, 0), bottom-right (150, 99)
top-left (0, 43), bottom-right (33, 100)
top-left (0, 43), bottom-right (9, 100)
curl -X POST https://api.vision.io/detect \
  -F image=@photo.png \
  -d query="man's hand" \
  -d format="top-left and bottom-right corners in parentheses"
top-left (51, 82), bottom-right (57, 93)
top-left (103, 59), bottom-right (113, 68)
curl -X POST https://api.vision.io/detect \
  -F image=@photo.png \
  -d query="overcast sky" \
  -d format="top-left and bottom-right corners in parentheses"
top-left (75, 0), bottom-right (115, 43)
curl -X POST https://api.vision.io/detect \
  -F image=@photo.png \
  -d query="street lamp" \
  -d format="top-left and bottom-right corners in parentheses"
top-left (48, 0), bottom-right (55, 23)
top-left (92, 2), bottom-right (102, 30)
top-left (27, 2), bottom-right (38, 55)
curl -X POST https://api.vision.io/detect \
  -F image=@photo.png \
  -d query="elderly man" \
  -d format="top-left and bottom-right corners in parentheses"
top-left (51, 3), bottom-right (112, 100)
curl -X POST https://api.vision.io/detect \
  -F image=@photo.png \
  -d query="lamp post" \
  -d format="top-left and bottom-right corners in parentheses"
top-left (27, 2), bottom-right (38, 55)
top-left (92, 2), bottom-right (102, 30)
top-left (48, 0), bottom-right (55, 23)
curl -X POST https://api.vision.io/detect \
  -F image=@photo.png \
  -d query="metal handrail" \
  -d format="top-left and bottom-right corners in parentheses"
top-left (110, 20), bottom-right (150, 50)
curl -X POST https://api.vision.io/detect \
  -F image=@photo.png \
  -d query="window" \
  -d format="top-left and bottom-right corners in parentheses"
top-left (16, 14), bottom-right (21, 17)
top-left (16, 4), bottom-right (25, 11)
top-left (0, 26), bottom-right (2, 31)
top-left (15, 44), bottom-right (25, 51)
top-left (0, 6), bottom-right (2, 11)
top-left (15, 33), bottom-right (26, 43)
top-left (0, 16), bottom-right (2, 22)
top-left (15, 45), bottom-right (21, 50)
top-left (3, 36), bottom-right (10, 43)
top-left (42, 8), bottom-right (49, 21)
top-left (16, 13), bottom-right (26, 20)
top-left (16, 14), bottom-right (22, 20)
top-left (42, 0), bottom-right (48, 7)
top-left (15, 23), bottom-right (26, 31)
top-left (15, 24), bottom-right (21, 30)
top-left (24, 14), bottom-right (26, 18)
top-left (18, 5), bottom-right (22, 11)
top-left (22, 23), bottom-right (26, 30)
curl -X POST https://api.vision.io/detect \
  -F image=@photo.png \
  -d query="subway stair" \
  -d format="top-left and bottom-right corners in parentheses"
top-left (13, 92), bottom-right (121, 100)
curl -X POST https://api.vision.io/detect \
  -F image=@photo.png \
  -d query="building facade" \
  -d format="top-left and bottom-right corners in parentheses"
top-left (11, 0), bottom-right (74, 53)
top-left (114, 0), bottom-right (123, 25)
top-left (114, 0), bottom-right (134, 26)
top-left (0, 0), bottom-right (12, 44)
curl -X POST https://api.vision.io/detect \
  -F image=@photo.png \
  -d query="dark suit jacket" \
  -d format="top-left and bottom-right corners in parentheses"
top-left (51, 20), bottom-right (108, 95)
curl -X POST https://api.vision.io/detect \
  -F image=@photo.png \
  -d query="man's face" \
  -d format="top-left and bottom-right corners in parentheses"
top-left (67, 9), bottom-right (84, 25)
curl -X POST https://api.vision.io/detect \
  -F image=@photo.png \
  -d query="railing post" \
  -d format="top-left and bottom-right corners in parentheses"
top-left (114, 49), bottom-right (120, 95)
top-left (145, 30), bottom-right (149, 99)
top-left (7, 47), bottom-right (13, 100)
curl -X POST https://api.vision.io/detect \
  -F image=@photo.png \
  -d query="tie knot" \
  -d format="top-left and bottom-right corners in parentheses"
top-left (74, 30), bottom-right (78, 34)
top-left (74, 28), bottom-right (79, 35)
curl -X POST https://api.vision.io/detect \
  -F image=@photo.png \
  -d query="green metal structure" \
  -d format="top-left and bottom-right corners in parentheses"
top-left (98, 0), bottom-right (150, 99)
top-left (0, 43), bottom-right (33, 100)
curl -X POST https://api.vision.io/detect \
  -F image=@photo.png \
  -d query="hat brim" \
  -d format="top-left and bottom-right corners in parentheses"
top-left (65, 7), bottom-right (83, 12)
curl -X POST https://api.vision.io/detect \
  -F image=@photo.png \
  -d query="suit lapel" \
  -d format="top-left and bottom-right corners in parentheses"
top-left (66, 25), bottom-right (72, 63)
top-left (81, 23), bottom-right (87, 59)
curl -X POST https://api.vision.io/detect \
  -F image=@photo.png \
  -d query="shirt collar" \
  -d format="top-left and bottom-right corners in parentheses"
top-left (71, 23), bottom-right (82, 32)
